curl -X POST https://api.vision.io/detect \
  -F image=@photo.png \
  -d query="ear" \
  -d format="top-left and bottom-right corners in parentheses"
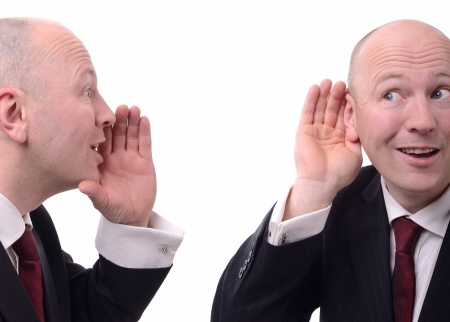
top-left (0, 88), bottom-right (27, 143)
top-left (344, 93), bottom-right (359, 142)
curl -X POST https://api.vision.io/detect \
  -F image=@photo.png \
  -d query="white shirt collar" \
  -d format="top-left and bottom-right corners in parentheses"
top-left (381, 176), bottom-right (450, 238)
top-left (0, 192), bottom-right (32, 249)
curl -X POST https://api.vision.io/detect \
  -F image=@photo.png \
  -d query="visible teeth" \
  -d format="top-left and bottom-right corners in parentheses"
top-left (91, 144), bottom-right (98, 151)
top-left (401, 148), bottom-right (435, 154)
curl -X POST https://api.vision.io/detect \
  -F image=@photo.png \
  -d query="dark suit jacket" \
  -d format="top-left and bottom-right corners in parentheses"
top-left (0, 205), bottom-right (171, 322)
top-left (212, 166), bottom-right (450, 321)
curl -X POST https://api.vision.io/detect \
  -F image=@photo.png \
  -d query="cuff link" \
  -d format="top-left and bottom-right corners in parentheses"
top-left (278, 233), bottom-right (287, 245)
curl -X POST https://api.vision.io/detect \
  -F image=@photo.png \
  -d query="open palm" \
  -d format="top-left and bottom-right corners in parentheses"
top-left (296, 80), bottom-right (361, 188)
top-left (79, 105), bottom-right (156, 227)
top-left (284, 80), bottom-right (362, 219)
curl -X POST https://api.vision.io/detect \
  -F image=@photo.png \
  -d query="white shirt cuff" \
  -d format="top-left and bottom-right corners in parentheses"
top-left (95, 212), bottom-right (184, 269)
top-left (267, 188), bottom-right (331, 246)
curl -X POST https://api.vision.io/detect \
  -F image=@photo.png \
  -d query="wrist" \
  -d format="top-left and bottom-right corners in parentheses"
top-left (282, 179), bottom-right (338, 221)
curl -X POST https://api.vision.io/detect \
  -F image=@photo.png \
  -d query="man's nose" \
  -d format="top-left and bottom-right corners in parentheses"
top-left (95, 95), bottom-right (116, 127)
top-left (405, 98), bottom-right (437, 133)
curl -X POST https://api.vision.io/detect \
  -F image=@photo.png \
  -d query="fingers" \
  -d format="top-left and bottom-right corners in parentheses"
top-left (98, 125), bottom-right (113, 155)
top-left (138, 116), bottom-right (153, 161)
top-left (125, 106), bottom-right (141, 152)
top-left (300, 84), bottom-right (321, 125)
top-left (111, 105), bottom-right (149, 155)
top-left (300, 79), bottom-right (347, 128)
top-left (112, 105), bottom-right (129, 152)
top-left (335, 89), bottom-right (348, 131)
top-left (323, 81), bottom-right (347, 128)
top-left (313, 79), bottom-right (332, 124)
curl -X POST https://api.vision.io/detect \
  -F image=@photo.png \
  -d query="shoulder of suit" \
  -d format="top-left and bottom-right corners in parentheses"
top-left (334, 165), bottom-right (380, 204)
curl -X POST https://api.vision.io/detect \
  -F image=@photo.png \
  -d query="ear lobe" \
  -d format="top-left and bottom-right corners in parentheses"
top-left (0, 88), bottom-right (27, 143)
top-left (344, 93), bottom-right (359, 142)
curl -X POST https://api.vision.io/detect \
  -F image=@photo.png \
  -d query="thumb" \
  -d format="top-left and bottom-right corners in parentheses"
top-left (78, 180), bottom-right (109, 211)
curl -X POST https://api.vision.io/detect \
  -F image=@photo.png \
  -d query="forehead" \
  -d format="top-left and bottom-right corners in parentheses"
top-left (35, 23), bottom-right (96, 79)
top-left (358, 24), bottom-right (450, 87)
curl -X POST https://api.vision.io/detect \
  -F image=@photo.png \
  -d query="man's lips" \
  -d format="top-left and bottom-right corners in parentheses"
top-left (399, 148), bottom-right (438, 158)
top-left (90, 138), bottom-right (105, 152)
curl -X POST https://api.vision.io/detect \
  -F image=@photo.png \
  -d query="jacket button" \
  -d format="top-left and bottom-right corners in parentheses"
top-left (243, 259), bottom-right (248, 270)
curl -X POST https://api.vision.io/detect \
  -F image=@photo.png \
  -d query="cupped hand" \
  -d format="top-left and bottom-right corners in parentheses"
top-left (78, 105), bottom-right (156, 227)
top-left (284, 80), bottom-right (362, 219)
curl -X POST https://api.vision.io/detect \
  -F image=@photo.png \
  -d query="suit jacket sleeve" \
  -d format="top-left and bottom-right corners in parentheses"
top-left (211, 205), bottom-right (323, 322)
top-left (31, 205), bottom-right (170, 322)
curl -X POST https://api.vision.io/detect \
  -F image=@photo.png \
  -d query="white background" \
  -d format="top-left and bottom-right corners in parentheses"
top-left (3, 1), bottom-right (449, 321)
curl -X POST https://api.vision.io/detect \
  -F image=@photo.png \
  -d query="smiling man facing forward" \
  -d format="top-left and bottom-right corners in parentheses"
top-left (213, 20), bottom-right (450, 322)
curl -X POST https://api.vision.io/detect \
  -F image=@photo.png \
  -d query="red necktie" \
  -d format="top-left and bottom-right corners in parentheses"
top-left (392, 217), bottom-right (423, 322)
top-left (12, 226), bottom-right (45, 322)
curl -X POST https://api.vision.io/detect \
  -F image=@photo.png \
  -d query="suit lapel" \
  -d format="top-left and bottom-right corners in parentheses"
top-left (418, 220), bottom-right (450, 321)
top-left (347, 175), bottom-right (394, 321)
top-left (31, 206), bottom-right (71, 322)
top-left (33, 230), bottom-right (62, 322)
top-left (0, 242), bottom-right (40, 322)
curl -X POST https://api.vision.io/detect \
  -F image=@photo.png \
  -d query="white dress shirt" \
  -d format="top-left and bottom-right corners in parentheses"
top-left (268, 177), bottom-right (450, 322)
top-left (0, 193), bottom-right (184, 271)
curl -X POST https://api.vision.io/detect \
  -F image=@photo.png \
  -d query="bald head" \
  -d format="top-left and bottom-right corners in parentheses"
top-left (0, 18), bottom-right (35, 89)
top-left (0, 18), bottom-right (69, 100)
top-left (347, 20), bottom-right (450, 102)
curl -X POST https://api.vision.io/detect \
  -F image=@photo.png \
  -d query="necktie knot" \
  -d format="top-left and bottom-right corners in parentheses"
top-left (393, 217), bottom-right (423, 255)
top-left (12, 226), bottom-right (40, 261)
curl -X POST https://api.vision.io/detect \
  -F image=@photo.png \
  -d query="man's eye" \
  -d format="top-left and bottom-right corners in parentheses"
top-left (85, 89), bottom-right (93, 98)
top-left (383, 91), bottom-right (401, 101)
top-left (431, 88), bottom-right (450, 99)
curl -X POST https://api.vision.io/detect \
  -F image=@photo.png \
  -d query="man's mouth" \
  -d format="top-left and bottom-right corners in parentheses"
top-left (90, 144), bottom-right (99, 152)
top-left (400, 148), bottom-right (437, 158)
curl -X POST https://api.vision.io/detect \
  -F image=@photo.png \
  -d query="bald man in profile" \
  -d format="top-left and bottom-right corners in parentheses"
top-left (213, 20), bottom-right (450, 321)
top-left (0, 18), bottom-right (183, 321)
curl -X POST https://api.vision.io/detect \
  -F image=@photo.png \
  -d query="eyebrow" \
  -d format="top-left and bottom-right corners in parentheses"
top-left (376, 73), bottom-right (405, 84)
top-left (433, 72), bottom-right (450, 79)
top-left (370, 73), bottom-right (405, 91)
top-left (374, 71), bottom-right (450, 87)
top-left (82, 68), bottom-right (96, 79)
top-left (74, 67), bottom-right (97, 81)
